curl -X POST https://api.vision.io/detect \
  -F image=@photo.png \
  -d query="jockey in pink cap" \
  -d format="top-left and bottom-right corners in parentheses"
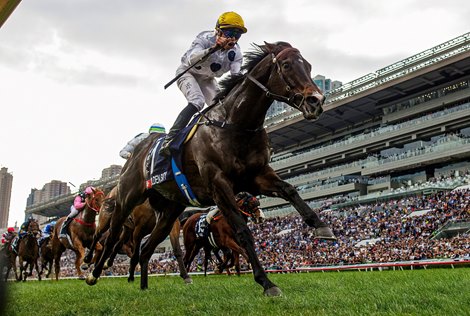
top-left (59, 186), bottom-right (95, 238)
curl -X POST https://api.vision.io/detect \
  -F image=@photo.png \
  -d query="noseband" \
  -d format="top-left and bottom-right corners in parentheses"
top-left (247, 47), bottom-right (306, 109)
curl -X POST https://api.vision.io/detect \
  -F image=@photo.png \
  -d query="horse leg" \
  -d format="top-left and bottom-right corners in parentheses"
top-left (105, 226), bottom-right (129, 269)
top-left (87, 188), bottom-right (144, 285)
top-left (169, 220), bottom-right (192, 283)
top-left (128, 224), bottom-right (146, 283)
top-left (210, 176), bottom-right (281, 296)
top-left (139, 206), bottom-right (183, 290)
top-left (255, 169), bottom-right (335, 239)
top-left (73, 242), bottom-right (86, 279)
top-left (35, 258), bottom-right (41, 281)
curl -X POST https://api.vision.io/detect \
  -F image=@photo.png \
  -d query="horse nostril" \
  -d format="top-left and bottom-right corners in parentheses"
top-left (306, 96), bottom-right (319, 106)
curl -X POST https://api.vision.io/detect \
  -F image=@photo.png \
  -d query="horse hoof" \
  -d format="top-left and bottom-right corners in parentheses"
top-left (264, 286), bottom-right (282, 297)
top-left (184, 277), bottom-right (193, 284)
top-left (85, 274), bottom-right (98, 286)
top-left (103, 259), bottom-right (112, 270)
top-left (314, 227), bottom-right (336, 240)
top-left (128, 277), bottom-right (134, 283)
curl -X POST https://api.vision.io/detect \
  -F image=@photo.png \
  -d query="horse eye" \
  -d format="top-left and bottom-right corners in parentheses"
top-left (282, 62), bottom-right (290, 71)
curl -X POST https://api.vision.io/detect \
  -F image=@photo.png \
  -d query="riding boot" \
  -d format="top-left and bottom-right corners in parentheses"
top-left (159, 103), bottom-right (198, 157)
top-left (59, 217), bottom-right (74, 238)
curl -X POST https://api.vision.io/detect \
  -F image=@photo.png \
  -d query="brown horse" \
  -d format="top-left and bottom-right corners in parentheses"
top-left (88, 41), bottom-right (334, 296)
top-left (17, 220), bottom-right (41, 281)
top-left (183, 193), bottom-right (264, 276)
top-left (51, 188), bottom-right (105, 280)
top-left (83, 186), bottom-right (192, 283)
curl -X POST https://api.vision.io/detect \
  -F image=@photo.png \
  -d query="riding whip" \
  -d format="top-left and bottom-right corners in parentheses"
top-left (164, 46), bottom-right (221, 89)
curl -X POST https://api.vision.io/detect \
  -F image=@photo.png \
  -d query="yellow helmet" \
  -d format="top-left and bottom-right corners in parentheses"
top-left (216, 11), bottom-right (247, 33)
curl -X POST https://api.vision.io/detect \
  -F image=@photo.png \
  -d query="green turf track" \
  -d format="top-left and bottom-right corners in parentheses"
top-left (4, 267), bottom-right (470, 316)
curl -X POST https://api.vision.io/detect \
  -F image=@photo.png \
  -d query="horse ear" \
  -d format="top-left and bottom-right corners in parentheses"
top-left (263, 41), bottom-right (276, 53)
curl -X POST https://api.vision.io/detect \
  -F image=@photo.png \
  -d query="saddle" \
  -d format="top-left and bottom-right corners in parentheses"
top-left (145, 114), bottom-right (203, 206)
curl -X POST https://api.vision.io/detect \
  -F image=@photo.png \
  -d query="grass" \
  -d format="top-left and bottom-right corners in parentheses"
top-left (4, 267), bottom-right (470, 316)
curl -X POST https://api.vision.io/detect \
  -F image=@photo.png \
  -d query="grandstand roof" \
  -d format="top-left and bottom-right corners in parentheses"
top-left (267, 33), bottom-right (470, 152)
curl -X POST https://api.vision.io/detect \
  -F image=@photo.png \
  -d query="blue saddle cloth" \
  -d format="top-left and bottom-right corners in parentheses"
top-left (145, 114), bottom-right (202, 206)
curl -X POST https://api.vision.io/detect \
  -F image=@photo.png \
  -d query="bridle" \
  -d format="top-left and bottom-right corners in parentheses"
top-left (86, 190), bottom-right (104, 213)
top-left (247, 47), bottom-right (307, 110)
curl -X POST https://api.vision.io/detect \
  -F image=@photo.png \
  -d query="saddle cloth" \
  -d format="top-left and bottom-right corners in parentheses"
top-left (195, 214), bottom-right (209, 239)
top-left (145, 114), bottom-right (202, 206)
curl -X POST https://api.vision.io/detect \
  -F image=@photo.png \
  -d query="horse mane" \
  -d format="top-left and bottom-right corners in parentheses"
top-left (213, 43), bottom-right (268, 103)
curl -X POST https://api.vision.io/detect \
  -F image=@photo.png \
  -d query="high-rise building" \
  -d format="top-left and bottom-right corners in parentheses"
top-left (27, 180), bottom-right (70, 206)
top-left (313, 75), bottom-right (342, 94)
top-left (0, 167), bottom-right (13, 228)
top-left (101, 164), bottom-right (122, 179)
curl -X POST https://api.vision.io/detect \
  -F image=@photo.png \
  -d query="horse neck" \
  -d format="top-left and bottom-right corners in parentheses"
top-left (79, 206), bottom-right (97, 223)
top-left (221, 66), bottom-right (274, 131)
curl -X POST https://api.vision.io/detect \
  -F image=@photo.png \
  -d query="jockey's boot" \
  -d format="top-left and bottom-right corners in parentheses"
top-left (159, 103), bottom-right (198, 157)
top-left (59, 217), bottom-right (73, 238)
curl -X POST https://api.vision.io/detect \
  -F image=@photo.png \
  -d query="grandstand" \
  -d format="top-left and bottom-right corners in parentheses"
top-left (261, 31), bottom-right (470, 217)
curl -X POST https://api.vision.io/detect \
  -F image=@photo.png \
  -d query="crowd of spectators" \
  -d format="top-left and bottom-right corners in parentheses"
top-left (11, 188), bottom-right (470, 279)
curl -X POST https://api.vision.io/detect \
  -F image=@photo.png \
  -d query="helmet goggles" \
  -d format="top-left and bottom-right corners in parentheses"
top-left (220, 28), bottom-right (243, 40)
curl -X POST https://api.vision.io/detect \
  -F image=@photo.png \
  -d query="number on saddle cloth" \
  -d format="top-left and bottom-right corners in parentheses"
top-left (196, 214), bottom-right (209, 239)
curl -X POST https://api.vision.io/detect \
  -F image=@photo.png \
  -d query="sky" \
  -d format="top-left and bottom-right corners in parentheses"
top-left (0, 0), bottom-right (469, 227)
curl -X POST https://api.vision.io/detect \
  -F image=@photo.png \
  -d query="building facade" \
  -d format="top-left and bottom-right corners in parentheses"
top-left (0, 167), bottom-right (13, 228)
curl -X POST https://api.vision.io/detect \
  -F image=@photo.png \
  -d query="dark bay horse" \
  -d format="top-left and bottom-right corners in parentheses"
top-left (17, 220), bottom-right (41, 281)
top-left (39, 236), bottom-right (54, 278)
top-left (51, 189), bottom-right (105, 280)
top-left (1, 240), bottom-right (18, 281)
top-left (88, 41), bottom-right (335, 296)
top-left (83, 186), bottom-right (192, 283)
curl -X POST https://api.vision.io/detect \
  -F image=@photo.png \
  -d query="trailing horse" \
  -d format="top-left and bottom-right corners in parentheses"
top-left (51, 188), bottom-right (105, 280)
top-left (88, 41), bottom-right (335, 296)
top-left (83, 186), bottom-right (192, 283)
top-left (183, 192), bottom-right (264, 276)
top-left (17, 220), bottom-right (41, 281)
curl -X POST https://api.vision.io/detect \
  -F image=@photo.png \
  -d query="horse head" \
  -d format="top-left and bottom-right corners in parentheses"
top-left (236, 192), bottom-right (265, 224)
top-left (27, 220), bottom-right (40, 237)
top-left (85, 188), bottom-right (105, 213)
top-left (252, 41), bottom-right (325, 121)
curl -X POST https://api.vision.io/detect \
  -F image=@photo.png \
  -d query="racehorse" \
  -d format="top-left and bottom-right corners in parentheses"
top-left (83, 186), bottom-right (192, 283)
top-left (1, 241), bottom-right (18, 281)
top-left (183, 192), bottom-right (264, 276)
top-left (17, 220), bottom-right (41, 281)
top-left (39, 236), bottom-right (54, 278)
top-left (51, 188), bottom-right (105, 280)
top-left (87, 41), bottom-right (335, 296)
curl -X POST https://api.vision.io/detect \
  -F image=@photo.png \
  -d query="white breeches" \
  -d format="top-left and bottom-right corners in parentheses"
top-left (177, 71), bottom-right (219, 110)
top-left (68, 205), bottom-right (80, 219)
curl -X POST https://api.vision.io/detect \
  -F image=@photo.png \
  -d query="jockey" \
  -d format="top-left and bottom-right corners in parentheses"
top-left (18, 217), bottom-right (34, 238)
top-left (119, 123), bottom-right (166, 159)
top-left (159, 11), bottom-right (247, 156)
top-left (59, 186), bottom-right (95, 238)
top-left (201, 192), bottom-right (260, 231)
top-left (39, 221), bottom-right (56, 246)
top-left (1, 227), bottom-right (16, 249)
